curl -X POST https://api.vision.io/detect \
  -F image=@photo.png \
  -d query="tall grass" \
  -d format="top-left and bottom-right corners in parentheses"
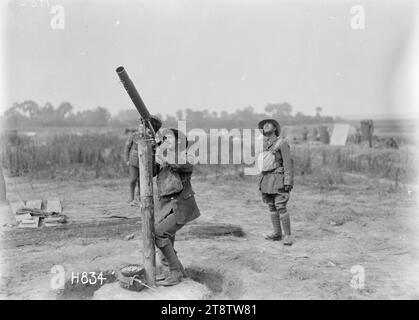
top-left (1, 133), bottom-right (416, 184)
top-left (291, 144), bottom-right (417, 185)
top-left (1, 133), bottom-right (127, 178)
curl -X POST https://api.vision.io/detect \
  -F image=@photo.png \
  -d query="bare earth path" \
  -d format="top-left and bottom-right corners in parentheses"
top-left (1, 174), bottom-right (418, 299)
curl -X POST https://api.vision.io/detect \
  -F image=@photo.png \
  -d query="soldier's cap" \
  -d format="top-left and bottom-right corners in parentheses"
top-left (258, 118), bottom-right (280, 137)
top-left (160, 127), bottom-right (188, 151)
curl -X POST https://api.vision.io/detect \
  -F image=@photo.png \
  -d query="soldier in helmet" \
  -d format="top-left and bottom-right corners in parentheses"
top-left (302, 126), bottom-right (309, 142)
top-left (355, 128), bottom-right (362, 144)
top-left (124, 116), bottom-right (162, 205)
top-left (153, 128), bottom-right (200, 286)
top-left (258, 119), bottom-right (295, 245)
top-left (385, 137), bottom-right (399, 149)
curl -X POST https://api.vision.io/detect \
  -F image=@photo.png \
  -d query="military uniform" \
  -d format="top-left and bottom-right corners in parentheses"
top-left (154, 163), bottom-right (200, 225)
top-left (124, 132), bottom-right (141, 201)
top-left (258, 119), bottom-right (295, 245)
top-left (153, 128), bottom-right (200, 286)
top-left (302, 127), bottom-right (309, 142)
top-left (124, 132), bottom-right (141, 168)
top-left (124, 116), bottom-right (162, 202)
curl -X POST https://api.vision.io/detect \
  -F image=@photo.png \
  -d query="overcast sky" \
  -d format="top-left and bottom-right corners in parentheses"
top-left (1, 0), bottom-right (418, 118)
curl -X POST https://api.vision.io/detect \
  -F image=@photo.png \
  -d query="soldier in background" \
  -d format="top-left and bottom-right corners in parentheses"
top-left (355, 128), bottom-right (362, 144)
top-left (124, 116), bottom-right (162, 205)
top-left (385, 137), bottom-right (399, 149)
top-left (361, 120), bottom-right (374, 148)
top-left (313, 127), bottom-right (320, 141)
top-left (302, 126), bottom-right (309, 142)
top-left (258, 119), bottom-right (295, 245)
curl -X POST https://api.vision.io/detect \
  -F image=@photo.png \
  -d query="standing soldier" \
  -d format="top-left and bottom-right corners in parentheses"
top-left (124, 116), bottom-right (162, 205)
top-left (355, 128), bottom-right (362, 144)
top-left (153, 128), bottom-right (200, 286)
top-left (302, 126), bottom-right (309, 142)
top-left (258, 119), bottom-right (295, 245)
top-left (313, 127), bottom-right (319, 141)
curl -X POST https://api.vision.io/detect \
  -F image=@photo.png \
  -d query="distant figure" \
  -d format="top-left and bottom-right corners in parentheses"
top-left (124, 129), bottom-right (140, 205)
top-left (9, 130), bottom-right (19, 143)
top-left (313, 127), bottom-right (320, 141)
top-left (385, 137), bottom-right (399, 149)
top-left (319, 126), bottom-right (330, 144)
top-left (7, 130), bottom-right (20, 176)
top-left (124, 116), bottom-right (162, 205)
top-left (361, 120), bottom-right (374, 148)
top-left (302, 127), bottom-right (309, 142)
top-left (355, 128), bottom-right (362, 144)
top-left (124, 128), bottom-right (134, 135)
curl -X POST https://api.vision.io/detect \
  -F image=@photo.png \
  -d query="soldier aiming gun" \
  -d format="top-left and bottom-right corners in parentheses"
top-left (153, 128), bottom-right (200, 286)
top-left (116, 66), bottom-right (200, 287)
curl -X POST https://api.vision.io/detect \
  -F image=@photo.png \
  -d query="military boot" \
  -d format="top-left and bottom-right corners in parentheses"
top-left (159, 269), bottom-right (183, 286)
top-left (156, 262), bottom-right (186, 281)
top-left (156, 241), bottom-right (183, 282)
top-left (265, 212), bottom-right (282, 241)
top-left (156, 267), bottom-right (170, 282)
top-left (281, 212), bottom-right (294, 245)
top-left (157, 253), bottom-right (186, 280)
top-left (169, 235), bottom-right (187, 277)
top-left (178, 260), bottom-right (187, 278)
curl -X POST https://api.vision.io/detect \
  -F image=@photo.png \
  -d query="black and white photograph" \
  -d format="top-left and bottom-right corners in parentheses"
top-left (0, 0), bottom-right (418, 303)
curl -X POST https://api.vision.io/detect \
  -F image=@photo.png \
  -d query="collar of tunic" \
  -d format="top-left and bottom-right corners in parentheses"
top-left (263, 135), bottom-right (279, 151)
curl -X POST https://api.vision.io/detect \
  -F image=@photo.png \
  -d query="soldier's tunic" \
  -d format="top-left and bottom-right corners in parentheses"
top-left (124, 132), bottom-right (142, 195)
top-left (124, 132), bottom-right (141, 168)
top-left (259, 135), bottom-right (294, 213)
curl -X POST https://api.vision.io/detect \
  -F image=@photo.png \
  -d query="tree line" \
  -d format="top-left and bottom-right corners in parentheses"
top-left (1, 100), bottom-right (338, 129)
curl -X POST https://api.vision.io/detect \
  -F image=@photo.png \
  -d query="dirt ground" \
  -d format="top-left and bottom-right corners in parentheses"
top-left (1, 172), bottom-right (419, 300)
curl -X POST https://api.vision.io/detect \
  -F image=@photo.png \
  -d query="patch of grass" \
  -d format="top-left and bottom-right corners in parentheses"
top-left (1, 132), bottom-right (416, 185)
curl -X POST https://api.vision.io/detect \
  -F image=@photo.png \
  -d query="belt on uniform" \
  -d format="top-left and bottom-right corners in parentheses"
top-left (263, 166), bottom-right (284, 174)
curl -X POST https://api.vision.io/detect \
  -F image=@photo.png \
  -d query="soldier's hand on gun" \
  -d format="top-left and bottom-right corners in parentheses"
top-left (126, 161), bottom-right (130, 166)
top-left (284, 185), bottom-right (293, 192)
top-left (152, 135), bottom-right (163, 147)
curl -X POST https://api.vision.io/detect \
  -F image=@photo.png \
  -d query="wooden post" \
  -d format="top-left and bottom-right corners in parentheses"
top-left (137, 121), bottom-right (156, 287)
top-left (0, 167), bottom-right (7, 202)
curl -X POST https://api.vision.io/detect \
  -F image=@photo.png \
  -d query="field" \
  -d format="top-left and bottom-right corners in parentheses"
top-left (0, 172), bottom-right (418, 299)
top-left (0, 119), bottom-right (418, 299)
top-left (347, 118), bottom-right (419, 142)
top-left (1, 121), bottom-right (418, 184)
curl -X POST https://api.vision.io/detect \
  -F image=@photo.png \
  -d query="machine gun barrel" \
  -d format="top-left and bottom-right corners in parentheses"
top-left (116, 66), bottom-right (156, 136)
